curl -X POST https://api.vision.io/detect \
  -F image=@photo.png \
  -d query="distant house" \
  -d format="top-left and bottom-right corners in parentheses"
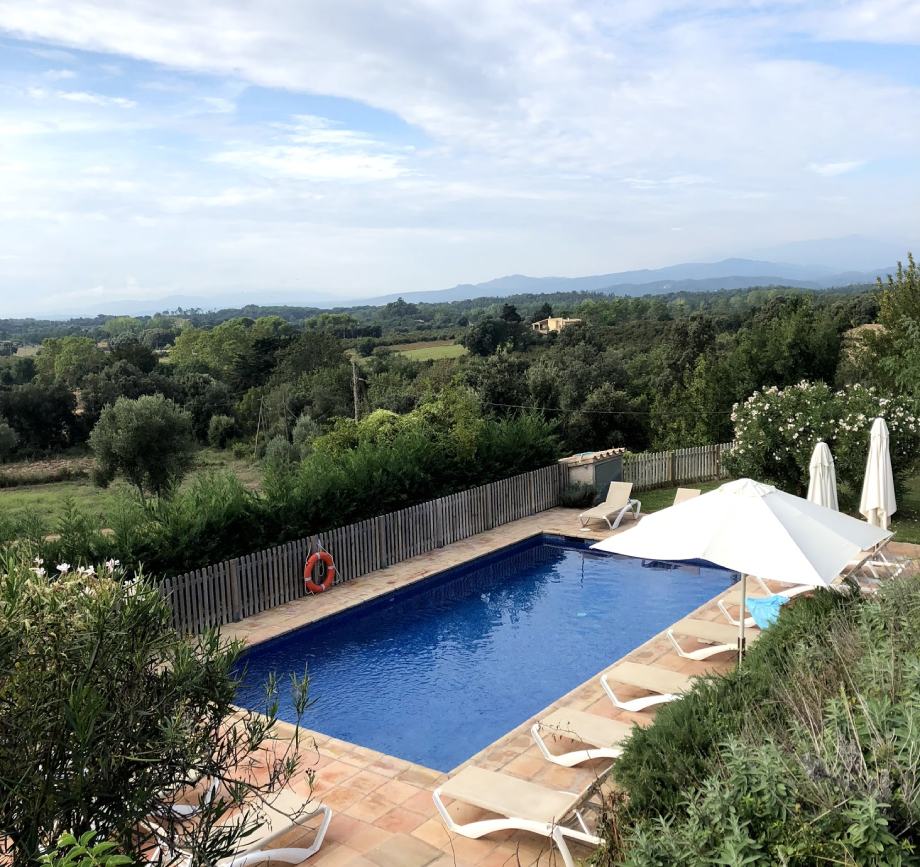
top-left (532, 317), bottom-right (582, 334)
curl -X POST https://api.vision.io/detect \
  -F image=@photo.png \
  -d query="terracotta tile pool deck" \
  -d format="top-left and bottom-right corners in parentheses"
top-left (224, 509), bottom-right (919, 867)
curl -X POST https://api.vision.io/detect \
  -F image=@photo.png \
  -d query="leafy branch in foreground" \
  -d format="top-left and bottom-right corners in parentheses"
top-left (0, 554), bottom-right (315, 865)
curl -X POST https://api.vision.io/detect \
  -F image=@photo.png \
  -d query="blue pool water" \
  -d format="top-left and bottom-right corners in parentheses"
top-left (235, 535), bottom-right (736, 771)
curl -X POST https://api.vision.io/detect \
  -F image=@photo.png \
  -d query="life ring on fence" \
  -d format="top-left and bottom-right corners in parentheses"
top-left (304, 550), bottom-right (336, 593)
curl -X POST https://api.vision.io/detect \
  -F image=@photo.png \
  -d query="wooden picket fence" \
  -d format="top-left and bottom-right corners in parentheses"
top-left (161, 463), bottom-right (566, 633)
top-left (623, 442), bottom-right (733, 491)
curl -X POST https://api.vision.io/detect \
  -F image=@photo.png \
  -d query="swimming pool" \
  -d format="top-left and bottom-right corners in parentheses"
top-left (235, 534), bottom-right (737, 771)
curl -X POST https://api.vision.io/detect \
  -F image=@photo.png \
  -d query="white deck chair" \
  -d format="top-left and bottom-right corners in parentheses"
top-left (717, 580), bottom-right (812, 628)
top-left (600, 661), bottom-right (693, 713)
top-left (667, 617), bottom-right (758, 661)
top-left (673, 487), bottom-right (701, 505)
top-left (531, 707), bottom-right (634, 767)
top-left (579, 481), bottom-right (641, 530)
top-left (432, 766), bottom-right (601, 867)
top-left (155, 789), bottom-right (332, 867)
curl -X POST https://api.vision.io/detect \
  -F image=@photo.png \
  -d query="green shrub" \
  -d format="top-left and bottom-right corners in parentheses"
top-left (0, 416), bottom-right (18, 462)
top-left (0, 554), bottom-right (311, 863)
top-left (207, 413), bottom-right (236, 448)
top-left (611, 587), bottom-right (857, 819)
top-left (291, 413), bottom-right (321, 458)
top-left (8, 401), bottom-right (558, 578)
top-left (725, 381), bottom-right (920, 503)
top-left (263, 434), bottom-right (298, 470)
top-left (89, 394), bottom-right (196, 498)
top-left (559, 482), bottom-right (596, 508)
top-left (39, 832), bottom-right (130, 867)
top-left (599, 578), bottom-right (920, 865)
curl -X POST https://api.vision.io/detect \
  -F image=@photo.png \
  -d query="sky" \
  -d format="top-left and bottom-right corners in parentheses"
top-left (0, 0), bottom-right (919, 315)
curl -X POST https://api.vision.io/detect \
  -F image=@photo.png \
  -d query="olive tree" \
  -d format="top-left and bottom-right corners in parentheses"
top-left (89, 394), bottom-right (196, 498)
top-left (0, 556), bottom-right (312, 864)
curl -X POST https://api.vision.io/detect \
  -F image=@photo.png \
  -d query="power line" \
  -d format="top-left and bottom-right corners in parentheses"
top-left (481, 401), bottom-right (734, 417)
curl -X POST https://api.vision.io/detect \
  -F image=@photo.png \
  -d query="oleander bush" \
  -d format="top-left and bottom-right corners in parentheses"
top-left (725, 381), bottom-right (920, 506)
top-left (595, 577), bottom-right (920, 865)
top-left (0, 554), bottom-right (311, 865)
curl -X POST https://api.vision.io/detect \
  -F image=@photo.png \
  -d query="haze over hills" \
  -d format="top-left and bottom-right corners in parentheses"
top-left (25, 233), bottom-right (911, 318)
top-left (371, 258), bottom-right (890, 305)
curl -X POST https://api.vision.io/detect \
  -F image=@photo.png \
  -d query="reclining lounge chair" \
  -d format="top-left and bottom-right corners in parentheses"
top-left (600, 661), bottom-right (693, 713)
top-left (531, 707), bottom-right (633, 767)
top-left (432, 766), bottom-right (602, 867)
top-left (154, 788), bottom-right (332, 867)
top-left (667, 617), bottom-right (758, 661)
top-left (579, 482), bottom-right (641, 530)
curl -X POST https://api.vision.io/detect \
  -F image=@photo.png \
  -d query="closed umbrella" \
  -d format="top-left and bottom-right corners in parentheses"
top-left (592, 478), bottom-right (890, 662)
top-left (860, 417), bottom-right (897, 530)
top-left (807, 441), bottom-right (838, 511)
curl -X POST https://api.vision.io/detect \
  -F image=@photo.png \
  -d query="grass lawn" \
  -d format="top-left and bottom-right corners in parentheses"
top-left (0, 478), bottom-right (122, 521)
top-left (637, 479), bottom-right (726, 513)
top-left (393, 340), bottom-right (467, 360)
top-left (891, 474), bottom-right (920, 544)
top-left (0, 448), bottom-right (263, 522)
top-left (635, 476), bottom-right (920, 545)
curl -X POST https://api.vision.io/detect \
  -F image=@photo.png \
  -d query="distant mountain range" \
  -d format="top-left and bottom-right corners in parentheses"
top-left (29, 232), bottom-right (914, 317)
top-left (369, 258), bottom-right (890, 306)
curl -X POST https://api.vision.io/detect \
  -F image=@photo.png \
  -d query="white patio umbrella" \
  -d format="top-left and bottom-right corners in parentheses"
top-left (807, 441), bottom-right (838, 511)
top-left (860, 417), bottom-right (897, 530)
top-left (592, 478), bottom-right (890, 662)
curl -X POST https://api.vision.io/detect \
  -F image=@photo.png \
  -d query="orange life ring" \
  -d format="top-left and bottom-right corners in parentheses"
top-left (304, 551), bottom-right (336, 593)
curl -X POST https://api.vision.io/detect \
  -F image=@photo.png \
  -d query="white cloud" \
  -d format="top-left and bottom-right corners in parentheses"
top-left (43, 67), bottom-right (75, 80)
top-left (0, 1), bottom-right (917, 311)
top-left (808, 160), bottom-right (866, 176)
top-left (26, 86), bottom-right (137, 108)
top-left (213, 115), bottom-right (410, 181)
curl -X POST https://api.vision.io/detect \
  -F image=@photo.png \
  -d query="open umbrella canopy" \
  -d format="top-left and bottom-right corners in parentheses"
top-left (807, 441), bottom-right (838, 511)
top-left (592, 478), bottom-right (889, 587)
top-left (860, 417), bottom-right (897, 530)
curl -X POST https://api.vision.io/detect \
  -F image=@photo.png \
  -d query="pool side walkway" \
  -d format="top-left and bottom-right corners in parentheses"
top-left (226, 509), bottom-right (919, 867)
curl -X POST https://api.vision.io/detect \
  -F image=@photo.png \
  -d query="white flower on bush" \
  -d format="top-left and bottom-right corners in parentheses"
top-left (30, 566), bottom-right (46, 578)
top-left (77, 565), bottom-right (95, 577)
top-left (105, 559), bottom-right (120, 574)
top-left (123, 577), bottom-right (140, 598)
top-left (56, 563), bottom-right (71, 575)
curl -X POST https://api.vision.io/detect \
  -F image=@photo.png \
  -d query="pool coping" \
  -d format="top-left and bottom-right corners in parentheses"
top-left (237, 528), bottom-right (737, 775)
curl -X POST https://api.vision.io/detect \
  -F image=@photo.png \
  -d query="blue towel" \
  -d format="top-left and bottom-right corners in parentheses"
top-left (745, 594), bottom-right (787, 629)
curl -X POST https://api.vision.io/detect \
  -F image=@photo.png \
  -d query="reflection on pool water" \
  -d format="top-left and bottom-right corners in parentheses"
top-left (235, 534), bottom-right (737, 771)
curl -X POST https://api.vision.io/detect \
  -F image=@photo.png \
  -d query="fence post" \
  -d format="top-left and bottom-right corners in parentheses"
top-left (228, 558), bottom-right (242, 622)
top-left (669, 451), bottom-right (676, 483)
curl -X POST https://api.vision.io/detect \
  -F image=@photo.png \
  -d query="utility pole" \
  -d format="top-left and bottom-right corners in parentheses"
top-left (352, 360), bottom-right (361, 422)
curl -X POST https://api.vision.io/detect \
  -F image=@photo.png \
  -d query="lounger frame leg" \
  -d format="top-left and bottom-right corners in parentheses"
top-left (530, 723), bottom-right (621, 768)
top-left (666, 629), bottom-right (734, 661)
top-left (432, 788), bottom-right (598, 867)
top-left (220, 805), bottom-right (332, 867)
top-left (600, 675), bottom-right (676, 713)
top-left (717, 598), bottom-right (756, 629)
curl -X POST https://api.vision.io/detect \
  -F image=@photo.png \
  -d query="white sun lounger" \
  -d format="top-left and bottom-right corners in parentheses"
top-left (155, 788), bottom-right (332, 867)
top-left (600, 661), bottom-right (693, 713)
top-left (673, 487), bottom-right (701, 505)
top-left (531, 707), bottom-right (634, 767)
top-left (667, 617), bottom-right (757, 661)
top-left (432, 766), bottom-right (601, 867)
top-left (717, 580), bottom-right (812, 628)
top-left (579, 481), bottom-right (641, 530)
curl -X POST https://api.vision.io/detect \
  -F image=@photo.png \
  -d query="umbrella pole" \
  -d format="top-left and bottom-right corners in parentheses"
top-left (738, 574), bottom-right (747, 665)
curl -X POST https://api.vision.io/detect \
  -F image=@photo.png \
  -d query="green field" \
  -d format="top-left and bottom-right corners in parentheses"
top-left (0, 448), bottom-right (262, 522)
top-left (392, 340), bottom-right (467, 360)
